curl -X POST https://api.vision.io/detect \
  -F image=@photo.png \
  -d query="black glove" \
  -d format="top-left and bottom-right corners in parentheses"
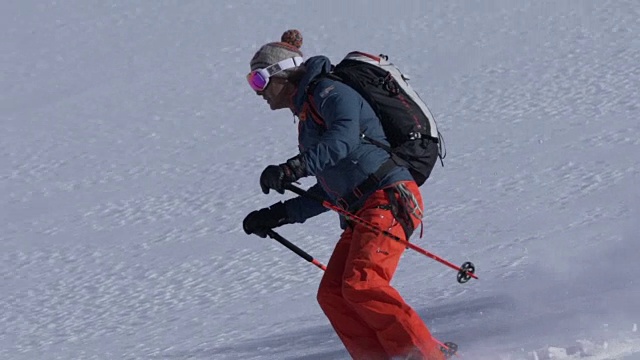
top-left (259, 155), bottom-right (307, 194)
top-left (242, 202), bottom-right (290, 238)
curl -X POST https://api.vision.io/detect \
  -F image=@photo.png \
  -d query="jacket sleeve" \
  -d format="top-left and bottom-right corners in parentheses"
top-left (283, 183), bottom-right (329, 223)
top-left (301, 83), bottom-right (363, 176)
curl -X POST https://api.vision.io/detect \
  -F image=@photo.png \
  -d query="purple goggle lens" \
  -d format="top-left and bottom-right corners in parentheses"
top-left (246, 71), bottom-right (268, 92)
top-left (246, 56), bottom-right (304, 92)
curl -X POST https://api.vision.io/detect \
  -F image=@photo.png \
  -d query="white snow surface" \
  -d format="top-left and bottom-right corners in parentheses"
top-left (2, 1), bottom-right (639, 359)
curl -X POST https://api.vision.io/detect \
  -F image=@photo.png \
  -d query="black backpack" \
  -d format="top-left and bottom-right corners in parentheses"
top-left (307, 51), bottom-right (445, 186)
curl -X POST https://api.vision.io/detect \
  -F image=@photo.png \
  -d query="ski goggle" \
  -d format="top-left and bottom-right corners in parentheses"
top-left (246, 56), bottom-right (304, 92)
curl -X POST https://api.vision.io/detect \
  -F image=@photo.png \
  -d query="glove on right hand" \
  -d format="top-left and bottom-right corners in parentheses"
top-left (259, 155), bottom-right (307, 195)
top-left (242, 202), bottom-right (290, 238)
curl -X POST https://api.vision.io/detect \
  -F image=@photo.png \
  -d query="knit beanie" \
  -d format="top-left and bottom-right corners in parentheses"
top-left (250, 29), bottom-right (304, 73)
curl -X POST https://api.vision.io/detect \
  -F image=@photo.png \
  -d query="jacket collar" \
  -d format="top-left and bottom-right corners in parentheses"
top-left (293, 56), bottom-right (332, 114)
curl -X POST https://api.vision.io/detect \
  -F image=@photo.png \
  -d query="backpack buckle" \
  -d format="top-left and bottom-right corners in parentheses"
top-left (408, 132), bottom-right (422, 141)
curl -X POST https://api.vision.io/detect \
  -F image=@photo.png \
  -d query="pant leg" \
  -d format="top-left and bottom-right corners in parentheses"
top-left (317, 226), bottom-right (388, 360)
top-left (342, 181), bottom-right (445, 360)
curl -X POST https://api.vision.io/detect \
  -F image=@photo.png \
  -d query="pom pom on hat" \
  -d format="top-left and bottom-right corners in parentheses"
top-left (281, 29), bottom-right (303, 49)
top-left (250, 29), bottom-right (304, 71)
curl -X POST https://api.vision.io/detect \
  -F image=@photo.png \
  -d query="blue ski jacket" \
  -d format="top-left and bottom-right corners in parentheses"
top-left (282, 55), bottom-right (413, 224)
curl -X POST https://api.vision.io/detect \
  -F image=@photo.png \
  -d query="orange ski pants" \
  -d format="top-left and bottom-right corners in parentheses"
top-left (317, 181), bottom-right (445, 360)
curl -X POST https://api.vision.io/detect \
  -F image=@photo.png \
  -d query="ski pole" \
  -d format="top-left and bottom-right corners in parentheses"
top-left (265, 229), bottom-right (326, 271)
top-left (284, 184), bottom-right (477, 283)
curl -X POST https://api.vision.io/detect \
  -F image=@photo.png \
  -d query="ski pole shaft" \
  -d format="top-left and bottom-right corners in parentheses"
top-left (284, 184), bottom-right (478, 281)
top-left (266, 230), bottom-right (326, 271)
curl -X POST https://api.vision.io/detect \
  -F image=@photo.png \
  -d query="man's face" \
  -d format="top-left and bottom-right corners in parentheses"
top-left (258, 76), bottom-right (290, 110)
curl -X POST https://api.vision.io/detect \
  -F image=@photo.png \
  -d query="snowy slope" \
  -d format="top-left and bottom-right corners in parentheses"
top-left (2, 1), bottom-right (639, 359)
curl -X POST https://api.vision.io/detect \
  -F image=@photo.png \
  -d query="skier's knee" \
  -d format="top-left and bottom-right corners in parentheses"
top-left (341, 282), bottom-right (371, 305)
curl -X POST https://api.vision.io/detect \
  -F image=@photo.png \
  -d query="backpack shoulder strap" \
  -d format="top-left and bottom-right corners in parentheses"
top-left (303, 70), bottom-right (352, 127)
top-left (303, 76), bottom-right (333, 128)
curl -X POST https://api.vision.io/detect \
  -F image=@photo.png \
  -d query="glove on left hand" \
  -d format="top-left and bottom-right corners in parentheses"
top-left (242, 202), bottom-right (290, 238)
top-left (259, 155), bottom-right (307, 194)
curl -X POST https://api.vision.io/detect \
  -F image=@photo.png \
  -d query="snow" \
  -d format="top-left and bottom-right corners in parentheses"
top-left (1, 0), bottom-right (639, 359)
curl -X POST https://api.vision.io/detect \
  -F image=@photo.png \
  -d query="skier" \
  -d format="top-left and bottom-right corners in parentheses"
top-left (242, 29), bottom-right (446, 360)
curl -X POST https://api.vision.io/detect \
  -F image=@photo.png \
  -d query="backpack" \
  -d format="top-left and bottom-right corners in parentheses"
top-left (307, 51), bottom-right (445, 186)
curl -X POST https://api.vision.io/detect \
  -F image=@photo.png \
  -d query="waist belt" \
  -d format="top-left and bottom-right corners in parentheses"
top-left (339, 159), bottom-right (398, 211)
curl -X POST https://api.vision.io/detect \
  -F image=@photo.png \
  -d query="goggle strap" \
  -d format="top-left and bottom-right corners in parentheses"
top-left (265, 56), bottom-right (304, 76)
top-left (266, 63), bottom-right (283, 76)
